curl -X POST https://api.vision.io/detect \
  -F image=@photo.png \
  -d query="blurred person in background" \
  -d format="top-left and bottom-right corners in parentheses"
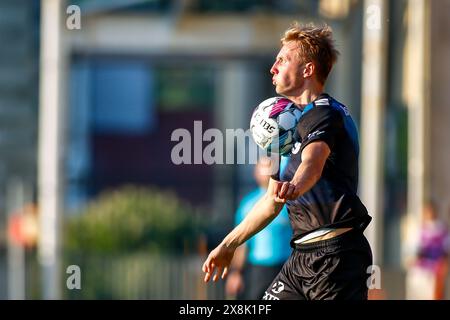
top-left (409, 202), bottom-right (450, 299)
top-left (225, 157), bottom-right (292, 300)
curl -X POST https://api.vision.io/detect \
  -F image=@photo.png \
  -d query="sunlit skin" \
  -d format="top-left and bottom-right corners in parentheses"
top-left (202, 41), bottom-right (331, 283)
top-left (270, 41), bottom-right (324, 108)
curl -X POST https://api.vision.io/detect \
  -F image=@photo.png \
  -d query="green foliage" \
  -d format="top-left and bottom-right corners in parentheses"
top-left (64, 185), bottom-right (206, 255)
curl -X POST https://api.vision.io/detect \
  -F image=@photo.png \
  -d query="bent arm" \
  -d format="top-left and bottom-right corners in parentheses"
top-left (291, 141), bottom-right (330, 193)
top-left (275, 141), bottom-right (330, 202)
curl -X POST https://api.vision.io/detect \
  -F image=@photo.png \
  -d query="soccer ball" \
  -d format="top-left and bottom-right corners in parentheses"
top-left (250, 97), bottom-right (302, 155)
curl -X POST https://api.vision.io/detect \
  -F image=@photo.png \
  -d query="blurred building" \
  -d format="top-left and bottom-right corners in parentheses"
top-left (0, 0), bottom-right (449, 299)
top-left (65, 0), bottom-right (363, 216)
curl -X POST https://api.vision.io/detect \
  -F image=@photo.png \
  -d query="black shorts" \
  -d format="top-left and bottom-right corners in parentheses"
top-left (262, 230), bottom-right (373, 300)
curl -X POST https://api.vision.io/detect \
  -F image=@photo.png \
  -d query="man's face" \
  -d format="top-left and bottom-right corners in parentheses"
top-left (270, 41), bottom-right (305, 97)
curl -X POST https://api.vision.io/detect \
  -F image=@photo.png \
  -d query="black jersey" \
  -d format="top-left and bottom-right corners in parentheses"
top-left (281, 93), bottom-right (372, 245)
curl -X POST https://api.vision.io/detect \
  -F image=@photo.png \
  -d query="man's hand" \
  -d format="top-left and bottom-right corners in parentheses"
top-left (273, 181), bottom-right (300, 203)
top-left (202, 243), bottom-right (236, 283)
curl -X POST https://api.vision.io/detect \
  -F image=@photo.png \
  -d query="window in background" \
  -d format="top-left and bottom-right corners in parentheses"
top-left (92, 62), bottom-right (155, 134)
top-left (155, 64), bottom-right (215, 112)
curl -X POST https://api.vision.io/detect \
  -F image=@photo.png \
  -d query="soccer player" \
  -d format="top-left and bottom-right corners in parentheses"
top-left (202, 22), bottom-right (373, 300)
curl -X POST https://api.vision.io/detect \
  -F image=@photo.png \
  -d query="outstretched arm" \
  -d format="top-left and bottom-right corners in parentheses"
top-left (202, 178), bottom-right (285, 283)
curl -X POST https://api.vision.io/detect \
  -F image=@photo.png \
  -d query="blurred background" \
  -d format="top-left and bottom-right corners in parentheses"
top-left (0, 0), bottom-right (449, 300)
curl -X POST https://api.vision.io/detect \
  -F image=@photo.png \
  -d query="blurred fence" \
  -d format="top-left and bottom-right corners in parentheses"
top-left (62, 253), bottom-right (224, 300)
top-left (18, 252), bottom-right (225, 300)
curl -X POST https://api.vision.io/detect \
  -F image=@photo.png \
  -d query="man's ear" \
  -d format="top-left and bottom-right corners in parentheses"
top-left (303, 62), bottom-right (315, 78)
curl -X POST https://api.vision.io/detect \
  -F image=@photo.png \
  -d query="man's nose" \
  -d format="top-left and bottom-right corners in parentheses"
top-left (270, 65), bottom-right (277, 75)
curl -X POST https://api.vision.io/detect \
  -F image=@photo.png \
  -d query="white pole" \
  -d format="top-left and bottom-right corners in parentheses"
top-left (38, 0), bottom-right (67, 300)
top-left (360, 0), bottom-right (388, 266)
top-left (403, 0), bottom-right (429, 299)
top-left (404, 0), bottom-right (428, 247)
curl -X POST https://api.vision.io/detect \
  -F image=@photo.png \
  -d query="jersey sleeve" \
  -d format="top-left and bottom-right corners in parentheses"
top-left (297, 106), bottom-right (343, 153)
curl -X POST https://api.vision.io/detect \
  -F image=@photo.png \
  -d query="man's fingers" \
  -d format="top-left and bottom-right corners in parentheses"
top-left (276, 182), bottom-right (299, 201)
top-left (203, 259), bottom-right (211, 282)
top-left (273, 181), bottom-right (282, 196)
top-left (213, 266), bottom-right (223, 282)
top-left (286, 184), bottom-right (296, 199)
top-left (203, 260), bottom-right (216, 282)
top-left (278, 182), bottom-right (290, 198)
top-left (274, 196), bottom-right (286, 203)
top-left (222, 266), bottom-right (229, 279)
top-left (202, 257), bottom-right (213, 273)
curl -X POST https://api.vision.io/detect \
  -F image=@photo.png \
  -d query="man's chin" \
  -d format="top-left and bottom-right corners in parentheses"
top-left (274, 87), bottom-right (294, 99)
top-left (275, 88), bottom-right (287, 97)
top-left (274, 86), bottom-right (283, 95)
